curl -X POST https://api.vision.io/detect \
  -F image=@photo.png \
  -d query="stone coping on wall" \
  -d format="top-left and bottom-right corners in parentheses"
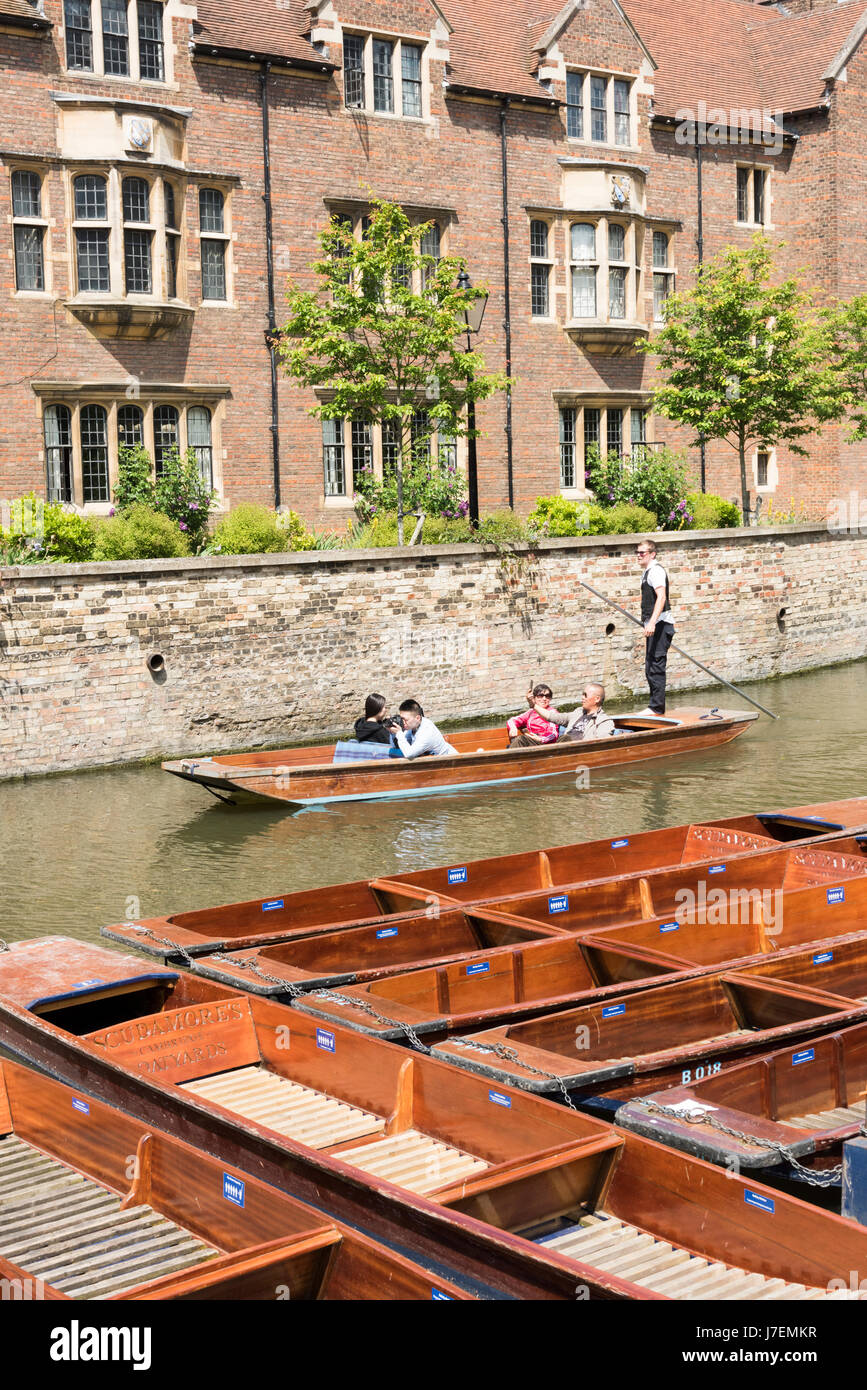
top-left (0, 524), bottom-right (836, 582)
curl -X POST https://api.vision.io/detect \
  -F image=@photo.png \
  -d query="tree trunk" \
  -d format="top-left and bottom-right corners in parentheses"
top-left (396, 460), bottom-right (404, 546)
top-left (738, 430), bottom-right (751, 524)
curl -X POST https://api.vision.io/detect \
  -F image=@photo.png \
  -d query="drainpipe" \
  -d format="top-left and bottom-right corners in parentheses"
top-left (696, 131), bottom-right (706, 493)
top-left (500, 101), bottom-right (515, 510)
top-left (260, 60), bottom-right (282, 509)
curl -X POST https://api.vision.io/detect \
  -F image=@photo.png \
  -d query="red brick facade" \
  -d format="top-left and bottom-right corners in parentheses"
top-left (1, 0), bottom-right (866, 523)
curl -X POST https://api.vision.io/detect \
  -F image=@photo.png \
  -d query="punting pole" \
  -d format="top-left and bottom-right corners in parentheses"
top-left (577, 578), bottom-right (780, 721)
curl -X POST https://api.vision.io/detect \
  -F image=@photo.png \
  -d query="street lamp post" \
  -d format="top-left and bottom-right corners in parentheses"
top-left (457, 269), bottom-right (488, 528)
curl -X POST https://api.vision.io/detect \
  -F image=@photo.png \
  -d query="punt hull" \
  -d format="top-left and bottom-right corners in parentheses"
top-left (162, 708), bottom-right (756, 808)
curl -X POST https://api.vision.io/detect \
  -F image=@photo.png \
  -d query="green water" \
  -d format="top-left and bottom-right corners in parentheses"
top-left (2, 660), bottom-right (866, 947)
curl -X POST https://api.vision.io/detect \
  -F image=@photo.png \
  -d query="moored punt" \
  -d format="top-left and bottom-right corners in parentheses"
top-left (0, 940), bottom-right (861, 1301)
top-left (428, 972), bottom-right (866, 1101)
top-left (162, 707), bottom-right (757, 809)
top-left (0, 1056), bottom-right (474, 1301)
top-left (187, 907), bottom-right (570, 996)
top-left (100, 797), bottom-right (867, 962)
top-left (614, 1018), bottom-right (867, 1177)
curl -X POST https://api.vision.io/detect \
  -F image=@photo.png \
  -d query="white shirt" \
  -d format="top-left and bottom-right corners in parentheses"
top-left (394, 717), bottom-right (458, 760)
top-left (644, 561), bottom-right (673, 625)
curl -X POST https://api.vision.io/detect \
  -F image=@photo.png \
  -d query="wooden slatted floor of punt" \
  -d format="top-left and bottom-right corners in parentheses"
top-left (541, 1215), bottom-right (860, 1300)
top-left (780, 1103), bottom-right (867, 1131)
top-left (0, 1134), bottom-right (217, 1298)
top-left (182, 1066), bottom-right (488, 1195)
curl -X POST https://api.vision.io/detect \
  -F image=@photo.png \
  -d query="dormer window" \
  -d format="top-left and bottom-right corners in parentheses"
top-left (341, 32), bottom-right (428, 120)
top-left (62, 0), bottom-right (167, 82)
top-left (565, 71), bottom-right (634, 148)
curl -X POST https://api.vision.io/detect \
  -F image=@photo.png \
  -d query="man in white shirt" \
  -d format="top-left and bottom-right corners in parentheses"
top-left (637, 538), bottom-right (675, 715)
top-left (393, 700), bottom-right (458, 759)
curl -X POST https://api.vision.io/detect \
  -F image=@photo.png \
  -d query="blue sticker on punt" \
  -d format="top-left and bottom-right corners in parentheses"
top-left (448, 867), bottom-right (468, 885)
top-left (611, 838), bottom-right (629, 849)
top-left (659, 921), bottom-right (679, 934)
top-left (70, 978), bottom-right (105, 989)
top-left (431, 1289), bottom-right (453, 1300)
top-left (813, 951), bottom-right (833, 965)
top-left (71, 1097), bottom-right (90, 1115)
top-left (745, 1190), bottom-right (775, 1214)
top-left (828, 887), bottom-right (845, 905)
top-left (376, 927), bottom-right (398, 939)
top-left (548, 894), bottom-right (569, 915)
top-left (316, 1028), bottom-right (335, 1053)
top-left (707, 865), bottom-right (726, 875)
top-left (792, 1048), bottom-right (815, 1066)
top-left (223, 1174), bottom-right (245, 1208)
top-left (602, 1004), bottom-right (626, 1019)
top-left (262, 899), bottom-right (284, 912)
top-left (489, 1090), bottom-right (512, 1108)
top-left (467, 962), bottom-right (490, 976)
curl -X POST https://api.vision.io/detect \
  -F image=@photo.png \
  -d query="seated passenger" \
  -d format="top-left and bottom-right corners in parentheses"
top-left (562, 682), bottom-right (616, 741)
top-left (507, 684), bottom-right (566, 747)
top-left (354, 693), bottom-right (394, 745)
top-left (391, 699), bottom-right (458, 759)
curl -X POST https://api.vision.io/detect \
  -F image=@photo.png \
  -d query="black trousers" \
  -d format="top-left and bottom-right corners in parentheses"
top-left (645, 622), bottom-right (674, 714)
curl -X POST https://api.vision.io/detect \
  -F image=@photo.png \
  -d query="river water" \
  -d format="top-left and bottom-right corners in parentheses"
top-left (2, 660), bottom-right (866, 947)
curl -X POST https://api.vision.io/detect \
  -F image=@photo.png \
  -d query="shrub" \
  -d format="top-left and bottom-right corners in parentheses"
top-left (354, 453), bottom-right (469, 522)
top-left (92, 505), bottom-right (191, 560)
top-left (476, 509), bottom-right (529, 544)
top-left (420, 515), bottom-right (474, 544)
top-left (686, 492), bottom-right (741, 529)
top-left (276, 509), bottom-right (317, 551)
top-left (115, 445), bottom-right (157, 512)
top-left (210, 504), bottom-right (289, 555)
top-left (588, 444), bottom-right (692, 527)
top-left (527, 496), bottom-right (608, 537)
top-left (0, 495), bottom-right (96, 564)
top-left (600, 503), bottom-right (658, 534)
top-left (350, 512), bottom-right (400, 548)
top-left (152, 447), bottom-right (215, 550)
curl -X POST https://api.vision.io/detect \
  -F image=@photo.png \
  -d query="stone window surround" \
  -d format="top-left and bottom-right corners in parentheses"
top-left (59, 0), bottom-right (177, 87)
top-left (313, 394), bottom-right (466, 509)
top-left (554, 393), bottom-right (654, 499)
top-left (9, 165), bottom-right (52, 296)
top-left (564, 69), bottom-right (637, 151)
top-left (529, 217), bottom-right (554, 320)
top-left (736, 162), bottom-right (772, 229)
top-left (338, 26), bottom-right (433, 123)
top-left (651, 225), bottom-right (677, 323)
top-left (31, 382), bottom-right (230, 510)
top-left (754, 446), bottom-right (777, 494)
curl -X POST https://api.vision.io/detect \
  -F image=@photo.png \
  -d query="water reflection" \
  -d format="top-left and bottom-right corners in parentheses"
top-left (1, 660), bottom-right (865, 945)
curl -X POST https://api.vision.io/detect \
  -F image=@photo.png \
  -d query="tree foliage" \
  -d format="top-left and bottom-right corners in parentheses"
top-left (643, 237), bottom-right (850, 518)
top-left (278, 198), bottom-right (510, 543)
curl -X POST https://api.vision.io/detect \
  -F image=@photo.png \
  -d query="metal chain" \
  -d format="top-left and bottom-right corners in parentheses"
top-left (127, 924), bottom-right (199, 970)
top-left (208, 952), bottom-right (304, 999)
top-left (447, 1037), bottom-right (579, 1111)
top-left (633, 1097), bottom-right (845, 1188)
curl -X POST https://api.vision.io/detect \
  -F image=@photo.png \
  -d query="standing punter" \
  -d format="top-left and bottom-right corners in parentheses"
top-left (637, 539), bottom-right (674, 715)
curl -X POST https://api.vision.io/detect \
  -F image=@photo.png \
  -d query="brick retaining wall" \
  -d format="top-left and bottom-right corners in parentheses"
top-left (1, 525), bottom-right (865, 778)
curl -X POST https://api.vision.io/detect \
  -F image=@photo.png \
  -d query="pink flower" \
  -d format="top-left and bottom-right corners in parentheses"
top-left (179, 521), bottom-right (188, 531)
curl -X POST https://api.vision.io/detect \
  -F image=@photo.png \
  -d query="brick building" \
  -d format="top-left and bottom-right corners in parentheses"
top-left (1, 0), bottom-right (866, 524)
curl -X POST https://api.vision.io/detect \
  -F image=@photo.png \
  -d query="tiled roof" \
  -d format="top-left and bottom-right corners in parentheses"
top-left (623, 0), bottom-right (866, 117)
top-left (441, 0), bottom-right (561, 101)
top-left (0, 0), bottom-right (51, 27)
top-left (192, 0), bottom-right (334, 68)
top-left (188, 0), bottom-right (867, 115)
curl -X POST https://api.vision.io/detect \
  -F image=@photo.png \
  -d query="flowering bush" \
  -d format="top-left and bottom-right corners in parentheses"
top-left (92, 504), bottom-right (191, 560)
top-left (587, 444), bottom-right (692, 528)
top-left (353, 452), bottom-right (469, 522)
top-left (114, 443), bottom-right (214, 550)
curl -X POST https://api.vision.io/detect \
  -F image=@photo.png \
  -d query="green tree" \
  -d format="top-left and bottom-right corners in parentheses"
top-left (825, 295), bottom-right (867, 440)
top-left (643, 237), bottom-right (850, 519)
top-left (278, 197), bottom-right (510, 544)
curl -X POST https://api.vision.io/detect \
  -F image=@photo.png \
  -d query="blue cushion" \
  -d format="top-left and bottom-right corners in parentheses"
top-left (332, 740), bottom-right (393, 764)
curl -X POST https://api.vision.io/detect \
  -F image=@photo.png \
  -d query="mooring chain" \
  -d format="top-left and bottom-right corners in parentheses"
top-left (128, 924), bottom-right (199, 970)
top-left (633, 1097), bottom-right (846, 1188)
top-left (448, 1037), bottom-right (579, 1111)
top-left (207, 952), bottom-right (305, 999)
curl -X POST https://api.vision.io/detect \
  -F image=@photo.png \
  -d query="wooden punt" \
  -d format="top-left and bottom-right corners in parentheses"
top-left (429, 971), bottom-right (865, 1100)
top-left (162, 706), bottom-right (756, 809)
top-left (0, 1055), bottom-right (474, 1301)
top-left (289, 843), bottom-right (867, 1042)
top-left (100, 796), bottom-right (867, 962)
top-left (187, 907), bottom-right (570, 996)
top-left (614, 1019), bottom-right (867, 1177)
top-left (0, 940), bottom-right (863, 1300)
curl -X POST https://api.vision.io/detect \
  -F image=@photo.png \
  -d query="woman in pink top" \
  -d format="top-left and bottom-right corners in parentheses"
top-left (507, 683), bottom-right (566, 747)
